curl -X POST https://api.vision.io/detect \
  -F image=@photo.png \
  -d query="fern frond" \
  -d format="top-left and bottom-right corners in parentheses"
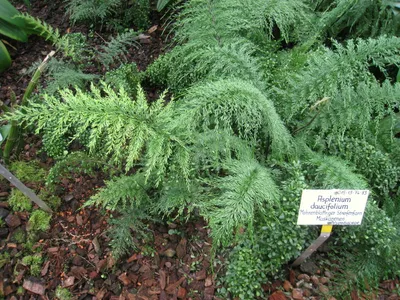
top-left (307, 154), bottom-right (368, 189)
top-left (4, 83), bottom-right (189, 181)
top-left (66, 0), bottom-right (122, 24)
top-left (86, 173), bottom-right (149, 210)
top-left (202, 159), bottom-right (280, 247)
top-left (177, 79), bottom-right (293, 158)
top-left (98, 30), bottom-right (139, 68)
top-left (313, 0), bottom-right (400, 39)
top-left (281, 36), bottom-right (400, 130)
top-left (15, 13), bottom-right (60, 43)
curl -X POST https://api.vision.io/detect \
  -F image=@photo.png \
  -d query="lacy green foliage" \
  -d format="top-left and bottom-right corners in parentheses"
top-left (0, 252), bottom-right (10, 269)
top-left (66, 0), bottom-right (123, 25)
top-left (86, 173), bottom-right (149, 210)
top-left (98, 30), bottom-right (139, 69)
top-left (46, 152), bottom-right (110, 186)
top-left (66, 0), bottom-right (150, 29)
top-left (146, 42), bottom-right (265, 91)
top-left (15, 13), bottom-right (60, 43)
top-left (27, 210), bottom-right (51, 232)
top-left (306, 154), bottom-right (368, 189)
top-left (43, 59), bottom-right (98, 95)
top-left (282, 36), bottom-right (400, 128)
top-left (8, 189), bottom-right (32, 212)
top-left (108, 207), bottom-right (153, 260)
top-left (202, 159), bottom-right (280, 247)
top-left (8, 84), bottom-right (188, 182)
top-left (9, 160), bottom-right (47, 184)
top-left (11, 228), bottom-right (26, 243)
top-left (312, 0), bottom-right (400, 39)
top-left (105, 63), bottom-right (141, 96)
top-left (327, 138), bottom-right (400, 200)
top-left (56, 32), bottom-right (88, 62)
top-left (177, 79), bottom-right (293, 157)
top-left (22, 254), bottom-right (42, 276)
top-left (332, 201), bottom-right (400, 293)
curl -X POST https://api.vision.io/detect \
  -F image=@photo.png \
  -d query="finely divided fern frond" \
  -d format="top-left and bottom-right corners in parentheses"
top-left (6, 83), bottom-right (189, 182)
top-left (177, 79), bottom-right (293, 157)
top-left (202, 159), bottom-right (280, 247)
top-left (98, 30), bottom-right (139, 68)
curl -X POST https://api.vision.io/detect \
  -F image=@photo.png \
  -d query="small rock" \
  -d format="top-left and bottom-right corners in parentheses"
top-left (311, 275), bottom-right (319, 285)
top-left (0, 228), bottom-right (9, 238)
top-left (5, 214), bottom-right (21, 228)
top-left (300, 260), bottom-right (318, 275)
top-left (165, 262), bottom-right (172, 268)
top-left (283, 280), bottom-right (292, 292)
top-left (319, 284), bottom-right (329, 294)
top-left (324, 270), bottom-right (333, 278)
top-left (298, 274), bottom-right (310, 282)
top-left (0, 207), bottom-right (9, 219)
top-left (292, 288), bottom-right (303, 300)
top-left (23, 278), bottom-right (46, 295)
top-left (177, 287), bottom-right (187, 299)
top-left (328, 297), bottom-right (337, 300)
top-left (319, 276), bottom-right (329, 284)
top-left (163, 248), bottom-right (176, 258)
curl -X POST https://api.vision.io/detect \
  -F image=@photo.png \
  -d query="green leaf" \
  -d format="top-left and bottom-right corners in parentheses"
top-left (0, 40), bottom-right (11, 72)
top-left (0, 0), bottom-right (25, 28)
top-left (0, 124), bottom-right (11, 144)
top-left (0, 18), bottom-right (27, 42)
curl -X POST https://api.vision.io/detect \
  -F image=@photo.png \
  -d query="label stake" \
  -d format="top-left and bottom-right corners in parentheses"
top-left (292, 225), bottom-right (332, 267)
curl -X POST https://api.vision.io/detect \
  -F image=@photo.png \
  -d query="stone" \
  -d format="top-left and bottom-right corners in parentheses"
top-left (310, 275), bottom-right (319, 286)
top-left (298, 274), bottom-right (310, 282)
top-left (292, 288), bottom-right (303, 300)
top-left (303, 283), bottom-right (313, 289)
top-left (318, 284), bottom-right (329, 294)
top-left (268, 291), bottom-right (286, 300)
top-left (283, 280), bottom-right (292, 292)
top-left (300, 261), bottom-right (318, 275)
top-left (0, 207), bottom-right (9, 219)
top-left (5, 214), bottom-right (21, 228)
top-left (63, 276), bottom-right (75, 288)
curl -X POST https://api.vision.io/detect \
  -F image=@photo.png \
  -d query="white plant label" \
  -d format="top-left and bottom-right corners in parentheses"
top-left (297, 189), bottom-right (369, 225)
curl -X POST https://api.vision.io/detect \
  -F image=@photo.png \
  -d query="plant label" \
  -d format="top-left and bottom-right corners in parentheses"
top-left (297, 189), bottom-right (369, 225)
